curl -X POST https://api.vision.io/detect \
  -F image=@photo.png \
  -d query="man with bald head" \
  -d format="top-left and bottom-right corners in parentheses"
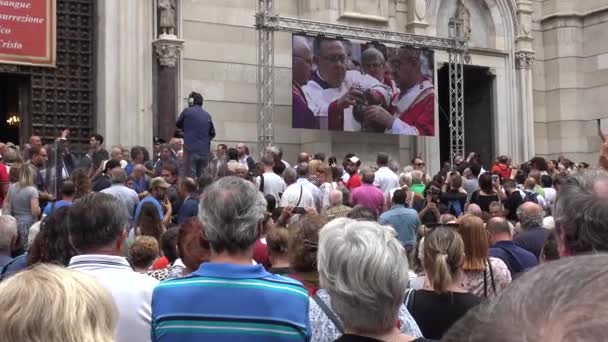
top-left (350, 167), bottom-right (385, 216)
top-left (324, 189), bottom-right (352, 220)
top-left (488, 216), bottom-right (538, 277)
top-left (236, 143), bottom-right (255, 171)
top-left (513, 202), bottom-right (548, 260)
top-left (292, 36), bottom-right (319, 129)
top-left (361, 46), bottom-right (435, 136)
top-left (296, 152), bottom-right (310, 164)
top-left (302, 37), bottom-right (391, 132)
top-left (465, 203), bottom-right (483, 218)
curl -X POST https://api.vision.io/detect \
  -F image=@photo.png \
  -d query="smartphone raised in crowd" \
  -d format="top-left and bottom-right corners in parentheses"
top-left (292, 207), bottom-right (307, 215)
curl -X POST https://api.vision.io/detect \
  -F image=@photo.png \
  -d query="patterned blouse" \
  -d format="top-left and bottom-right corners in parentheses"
top-left (461, 257), bottom-right (512, 298)
top-left (309, 289), bottom-right (422, 342)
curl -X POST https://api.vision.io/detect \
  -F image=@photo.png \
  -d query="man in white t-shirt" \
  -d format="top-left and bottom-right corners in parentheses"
top-left (279, 168), bottom-right (314, 210)
top-left (256, 155), bottom-right (286, 202)
top-left (374, 152), bottom-right (399, 196)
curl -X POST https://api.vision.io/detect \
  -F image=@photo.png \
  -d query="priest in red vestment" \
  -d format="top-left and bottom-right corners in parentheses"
top-left (360, 47), bottom-right (435, 136)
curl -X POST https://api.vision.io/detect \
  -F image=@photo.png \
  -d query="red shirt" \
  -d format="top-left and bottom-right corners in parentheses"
top-left (0, 163), bottom-right (8, 208)
top-left (491, 163), bottom-right (512, 180)
top-left (345, 174), bottom-right (362, 190)
top-left (152, 256), bottom-right (169, 270)
top-left (253, 238), bottom-right (270, 269)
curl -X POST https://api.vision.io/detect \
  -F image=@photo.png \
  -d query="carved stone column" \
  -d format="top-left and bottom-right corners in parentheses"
top-left (153, 36), bottom-right (184, 141)
top-left (515, 0), bottom-right (535, 161)
top-left (153, 0), bottom-right (184, 142)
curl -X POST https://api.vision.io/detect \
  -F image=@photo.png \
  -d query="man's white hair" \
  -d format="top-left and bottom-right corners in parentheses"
top-left (0, 216), bottom-right (17, 251)
top-left (318, 218), bottom-right (409, 333)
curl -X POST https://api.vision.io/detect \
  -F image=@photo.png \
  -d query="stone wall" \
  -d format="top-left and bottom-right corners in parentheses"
top-left (532, 0), bottom-right (608, 164)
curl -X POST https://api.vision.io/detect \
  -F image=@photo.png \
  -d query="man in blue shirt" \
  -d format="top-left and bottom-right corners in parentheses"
top-left (176, 177), bottom-right (199, 224)
top-left (42, 180), bottom-right (75, 217)
top-left (152, 177), bottom-right (310, 342)
top-left (134, 177), bottom-right (170, 225)
top-left (488, 217), bottom-right (538, 278)
top-left (176, 91), bottom-right (215, 178)
top-left (379, 189), bottom-right (420, 253)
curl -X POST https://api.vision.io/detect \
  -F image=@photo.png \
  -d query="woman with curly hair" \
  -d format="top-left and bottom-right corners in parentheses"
top-left (287, 215), bottom-right (327, 296)
top-left (27, 206), bottom-right (75, 266)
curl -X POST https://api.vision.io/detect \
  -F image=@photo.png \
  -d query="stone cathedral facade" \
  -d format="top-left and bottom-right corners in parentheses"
top-left (3, 0), bottom-right (607, 172)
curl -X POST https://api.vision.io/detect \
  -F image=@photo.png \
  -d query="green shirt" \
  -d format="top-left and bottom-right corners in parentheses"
top-left (410, 183), bottom-right (426, 196)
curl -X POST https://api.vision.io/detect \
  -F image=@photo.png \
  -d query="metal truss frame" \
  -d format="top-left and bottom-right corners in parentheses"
top-left (255, 0), bottom-right (466, 161)
top-left (448, 18), bottom-right (468, 167)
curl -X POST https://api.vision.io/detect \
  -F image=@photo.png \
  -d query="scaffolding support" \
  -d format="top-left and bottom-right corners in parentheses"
top-left (256, 0), bottom-right (275, 156)
top-left (255, 0), bottom-right (466, 162)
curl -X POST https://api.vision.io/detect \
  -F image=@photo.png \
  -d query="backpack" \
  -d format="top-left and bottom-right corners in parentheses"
top-left (447, 199), bottom-right (463, 217)
top-left (523, 190), bottom-right (538, 204)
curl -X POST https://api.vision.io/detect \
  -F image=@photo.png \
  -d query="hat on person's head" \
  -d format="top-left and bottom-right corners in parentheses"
top-left (348, 156), bottom-right (361, 166)
top-left (150, 177), bottom-right (171, 189)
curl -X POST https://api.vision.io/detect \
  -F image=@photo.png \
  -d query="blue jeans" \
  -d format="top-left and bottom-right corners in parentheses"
top-left (185, 151), bottom-right (208, 178)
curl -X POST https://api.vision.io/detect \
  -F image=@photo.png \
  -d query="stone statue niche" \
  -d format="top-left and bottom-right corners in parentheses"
top-left (456, 0), bottom-right (471, 41)
top-left (159, 0), bottom-right (176, 37)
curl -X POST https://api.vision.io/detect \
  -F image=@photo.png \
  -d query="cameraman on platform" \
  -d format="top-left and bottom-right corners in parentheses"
top-left (176, 91), bottom-right (216, 178)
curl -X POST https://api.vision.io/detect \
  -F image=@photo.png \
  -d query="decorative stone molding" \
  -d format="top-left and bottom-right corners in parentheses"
top-left (338, 0), bottom-right (390, 23)
top-left (516, 0), bottom-right (533, 39)
top-left (515, 51), bottom-right (534, 69)
top-left (406, 0), bottom-right (428, 34)
top-left (153, 35), bottom-right (184, 68)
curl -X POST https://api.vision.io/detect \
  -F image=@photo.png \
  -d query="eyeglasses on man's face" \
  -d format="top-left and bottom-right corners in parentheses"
top-left (320, 54), bottom-right (347, 64)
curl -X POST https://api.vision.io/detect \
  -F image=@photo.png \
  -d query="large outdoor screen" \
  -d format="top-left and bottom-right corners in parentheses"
top-left (292, 34), bottom-right (435, 136)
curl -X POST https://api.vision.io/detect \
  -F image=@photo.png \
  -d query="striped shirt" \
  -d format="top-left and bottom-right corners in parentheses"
top-left (152, 262), bottom-right (310, 342)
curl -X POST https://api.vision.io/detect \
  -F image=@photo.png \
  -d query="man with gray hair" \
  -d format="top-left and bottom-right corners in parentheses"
top-left (311, 218), bottom-right (422, 341)
top-left (295, 162), bottom-right (323, 212)
top-left (0, 215), bottom-right (17, 268)
top-left (410, 169), bottom-right (426, 196)
top-left (554, 169), bottom-right (608, 255)
top-left (443, 254), bottom-right (608, 342)
top-left (67, 193), bottom-right (158, 342)
top-left (324, 189), bottom-right (352, 220)
top-left (151, 177), bottom-right (310, 341)
top-left (101, 168), bottom-right (140, 227)
top-left (280, 167), bottom-right (315, 213)
top-left (514, 202), bottom-right (549, 260)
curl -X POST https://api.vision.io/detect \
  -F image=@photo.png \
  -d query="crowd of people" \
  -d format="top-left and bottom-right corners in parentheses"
top-left (0, 128), bottom-right (608, 341)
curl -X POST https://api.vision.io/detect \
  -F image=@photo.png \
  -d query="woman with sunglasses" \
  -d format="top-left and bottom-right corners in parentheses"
top-left (405, 226), bottom-right (481, 339)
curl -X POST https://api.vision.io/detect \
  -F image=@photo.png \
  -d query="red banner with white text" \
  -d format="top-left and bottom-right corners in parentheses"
top-left (0, 0), bottom-right (56, 67)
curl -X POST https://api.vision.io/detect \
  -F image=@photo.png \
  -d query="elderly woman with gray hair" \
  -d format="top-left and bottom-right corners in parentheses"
top-left (310, 218), bottom-right (425, 342)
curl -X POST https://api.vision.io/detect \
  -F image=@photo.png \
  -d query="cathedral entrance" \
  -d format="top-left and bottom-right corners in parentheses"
top-left (438, 63), bottom-right (495, 168)
top-left (0, 73), bottom-right (29, 145)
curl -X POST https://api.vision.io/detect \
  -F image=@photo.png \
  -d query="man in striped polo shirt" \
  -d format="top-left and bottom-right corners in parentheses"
top-left (151, 177), bottom-right (310, 342)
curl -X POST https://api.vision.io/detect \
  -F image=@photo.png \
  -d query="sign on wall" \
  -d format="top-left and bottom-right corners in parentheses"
top-left (0, 0), bottom-right (56, 67)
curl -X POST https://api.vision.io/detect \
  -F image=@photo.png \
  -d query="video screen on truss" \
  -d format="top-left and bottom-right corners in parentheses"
top-left (292, 34), bottom-right (435, 136)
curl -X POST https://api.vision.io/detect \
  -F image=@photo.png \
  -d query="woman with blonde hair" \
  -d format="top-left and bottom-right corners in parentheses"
top-left (405, 227), bottom-right (481, 339)
top-left (0, 264), bottom-right (117, 342)
top-left (3, 163), bottom-right (41, 250)
top-left (457, 214), bottom-right (511, 297)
